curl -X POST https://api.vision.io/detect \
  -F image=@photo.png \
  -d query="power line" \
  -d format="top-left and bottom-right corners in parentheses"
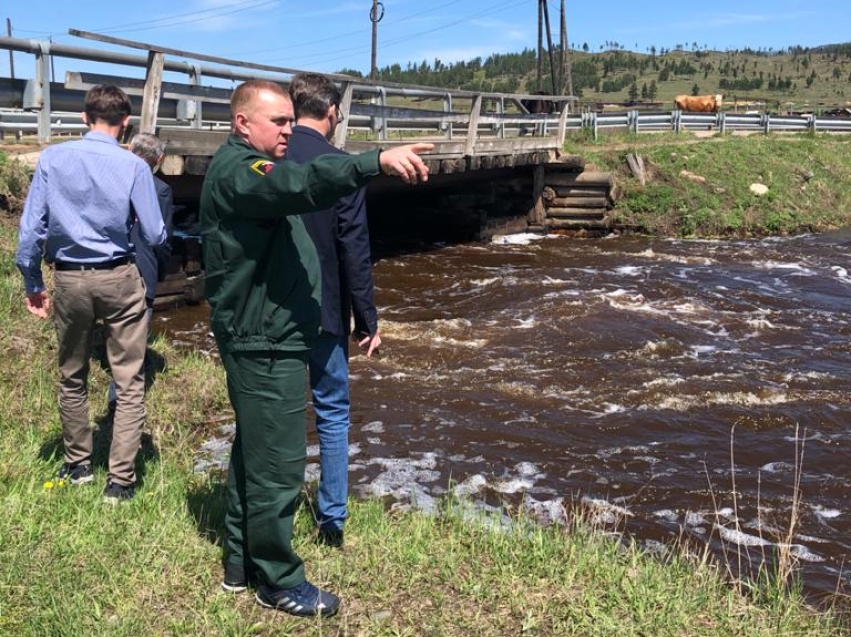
top-left (261, 0), bottom-right (529, 69)
top-left (88, 0), bottom-right (279, 35)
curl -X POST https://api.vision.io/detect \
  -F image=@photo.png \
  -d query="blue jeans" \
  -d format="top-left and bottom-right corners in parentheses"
top-left (308, 333), bottom-right (350, 532)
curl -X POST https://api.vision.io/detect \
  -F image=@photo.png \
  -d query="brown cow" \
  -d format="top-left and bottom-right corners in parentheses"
top-left (674, 94), bottom-right (723, 112)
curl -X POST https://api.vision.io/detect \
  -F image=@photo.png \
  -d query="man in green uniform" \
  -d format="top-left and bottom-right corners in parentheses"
top-left (201, 79), bottom-right (430, 618)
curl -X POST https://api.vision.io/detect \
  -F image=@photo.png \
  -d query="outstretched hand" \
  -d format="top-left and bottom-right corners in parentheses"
top-left (378, 143), bottom-right (434, 185)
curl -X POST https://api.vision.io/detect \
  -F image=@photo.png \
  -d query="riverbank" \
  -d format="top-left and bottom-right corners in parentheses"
top-left (564, 132), bottom-right (851, 237)
top-left (0, 213), bottom-right (847, 631)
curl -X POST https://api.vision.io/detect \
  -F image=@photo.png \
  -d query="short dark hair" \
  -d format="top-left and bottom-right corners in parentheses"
top-left (288, 73), bottom-right (341, 120)
top-left (84, 84), bottom-right (133, 126)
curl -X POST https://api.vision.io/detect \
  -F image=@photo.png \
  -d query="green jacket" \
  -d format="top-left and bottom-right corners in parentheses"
top-left (200, 134), bottom-right (381, 353)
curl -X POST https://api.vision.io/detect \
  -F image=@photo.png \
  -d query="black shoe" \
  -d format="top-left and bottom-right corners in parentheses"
top-left (58, 463), bottom-right (94, 486)
top-left (316, 528), bottom-right (344, 548)
top-left (103, 481), bottom-right (136, 503)
top-left (222, 562), bottom-right (249, 593)
top-left (255, 581), bottom-right (340, 618)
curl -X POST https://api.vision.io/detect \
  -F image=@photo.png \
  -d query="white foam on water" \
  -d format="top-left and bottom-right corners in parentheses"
top-left (513, 317), bottom-right (536, 329)
top-left (523, 494), bottom-right (568, 525)
top-left (452, 474), bottom-right (488, 497)
top-left (490, 233), bottom-right (545, 245)
top-left (760, 461), bottom-right (795, 473)
top-left (362, 421), bottom-right (385, 433)
top-left (746, 318), bottom-right (777, 329)
top-left (493, 477), bottom-right (536, 494)
top-left (714, 524), bottom-right (772, 547)
top-left (813, 506), bottom-right (842, 520)
top-left (654, 390), bottom-right (790, 411)
top-left (784, 544), bottom-right (826, 562)
top-left (614, 265), bottom-right (646, 276)
top-left (432, 335), bottom-right (488, 348)
top-left (470, 277), bottom-right (501, 287)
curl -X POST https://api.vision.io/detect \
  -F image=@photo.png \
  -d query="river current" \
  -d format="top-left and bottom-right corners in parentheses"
top-left (162, 231), bottom-right (851, 598)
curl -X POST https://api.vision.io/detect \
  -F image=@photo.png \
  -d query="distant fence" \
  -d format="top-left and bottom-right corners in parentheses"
top-left (578, 110), bottom-right (851, 139)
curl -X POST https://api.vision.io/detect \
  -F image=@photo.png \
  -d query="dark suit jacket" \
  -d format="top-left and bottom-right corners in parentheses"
top-left (132, 175), bottom-right (174, 306)
top-left (284, 125), bottom-right (378, 338)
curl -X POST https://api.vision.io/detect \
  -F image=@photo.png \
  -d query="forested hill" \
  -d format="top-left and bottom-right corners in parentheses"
top-left (338, 42), bottom-right (851, 111)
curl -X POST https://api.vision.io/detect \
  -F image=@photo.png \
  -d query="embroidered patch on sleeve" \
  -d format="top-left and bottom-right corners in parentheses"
top-left (250, 160), bottom-right (275, 176)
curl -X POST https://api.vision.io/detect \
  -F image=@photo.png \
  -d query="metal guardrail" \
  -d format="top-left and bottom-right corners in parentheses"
top-left (582, 110), bottom-right (851, 139)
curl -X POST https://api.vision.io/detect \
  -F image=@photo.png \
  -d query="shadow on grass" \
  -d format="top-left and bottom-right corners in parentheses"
top-left (185, 475), bottom-right (228, 548)
top-left (38, 410), bottom-right (160, 489)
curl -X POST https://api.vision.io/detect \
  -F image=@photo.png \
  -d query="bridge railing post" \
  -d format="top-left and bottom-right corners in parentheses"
top-left (443, 93), bottom-right (453, 140)
top-left (140, 50), bottom-right (165, 134)
top-left (464, 94), bottom-right (482, 157)
top-left (334, 81), bottom-right (354, 149)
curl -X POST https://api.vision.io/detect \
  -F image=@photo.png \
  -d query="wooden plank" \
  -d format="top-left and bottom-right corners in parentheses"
top-left (545, 186), bottom-right (608, 199)
top-left (160, 154), bottom-right (185, 176)
top-left (65, 71), bottom-right (232, 103)
top-left (546, 206), bottom-right (608, 218)
top-left (548, 217), bottom-right (610, 229)
top-left (465, 94), bottom-right (482, 157)
top-left (335, 81), bottom-right (354, 150)
top-left (140, 51), bottom-right (165, 134)
top-left (545, 196), bottom-right (608, 208)
top-left (531, 164), bottom-right (545, 226)
top-left (545, 171), bottom-right (613, 188)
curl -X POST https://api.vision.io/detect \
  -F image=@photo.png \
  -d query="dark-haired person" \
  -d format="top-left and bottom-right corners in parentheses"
top-left (286, 72), bottom-right (380, 549)
top-left (16, 84), bottom-right (167, 503)
top-left (202, 79), bottom-right (430, 618)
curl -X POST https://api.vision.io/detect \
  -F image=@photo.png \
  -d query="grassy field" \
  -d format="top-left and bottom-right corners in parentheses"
top-left (1, 162), bottom-right (850, 634)
top-left (563, 131), bottom-right (851, 237)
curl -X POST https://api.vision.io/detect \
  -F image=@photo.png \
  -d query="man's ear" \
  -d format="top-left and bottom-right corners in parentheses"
top-left (81, 112), bottom-right (89, 126)
top-left (233, 112), bottom-right (250, 136)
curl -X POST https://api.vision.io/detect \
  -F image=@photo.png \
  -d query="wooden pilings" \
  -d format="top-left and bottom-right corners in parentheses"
top-left (532, 161), bottom-right (617, 234)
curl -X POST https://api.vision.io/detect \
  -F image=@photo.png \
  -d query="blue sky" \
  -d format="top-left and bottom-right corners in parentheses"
top-left (3, 0), bottom-right (848, 80)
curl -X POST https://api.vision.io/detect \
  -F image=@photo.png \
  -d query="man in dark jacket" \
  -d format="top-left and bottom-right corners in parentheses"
top-left (285, 73), bottom-right (380, 549)
top-left (128, 133), bottom-right (173, 315)
top-left (201, 79), bottom-right (430, 618)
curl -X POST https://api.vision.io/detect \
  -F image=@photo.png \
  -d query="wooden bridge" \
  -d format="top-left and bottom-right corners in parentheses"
top-left (0, 31), bottom-right (618, 305)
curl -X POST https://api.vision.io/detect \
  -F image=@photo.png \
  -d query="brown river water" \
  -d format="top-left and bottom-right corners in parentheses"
top-left (158, 230), bottom-right (851, 600)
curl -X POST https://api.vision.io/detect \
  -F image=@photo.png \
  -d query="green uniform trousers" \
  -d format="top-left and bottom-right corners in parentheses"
top-left (222, 349), bottom-right (309, 590)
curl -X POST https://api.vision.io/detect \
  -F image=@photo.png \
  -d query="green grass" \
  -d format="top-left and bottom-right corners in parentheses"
top-left (564, 132), bottom-right (851, 237)
top-left (1, 198), bottom-right (849, 635)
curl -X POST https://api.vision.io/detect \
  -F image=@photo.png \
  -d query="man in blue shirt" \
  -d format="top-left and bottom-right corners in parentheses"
top-left (285, 73), bottom-right (381, 548)
top-left (16, 84), bottom-right (167, 503)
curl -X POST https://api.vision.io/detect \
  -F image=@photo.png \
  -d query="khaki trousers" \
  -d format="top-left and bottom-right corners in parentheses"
top-left (52, 263), bottom-right (148, 486)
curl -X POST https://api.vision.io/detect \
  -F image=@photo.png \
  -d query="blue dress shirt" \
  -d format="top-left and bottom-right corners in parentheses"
top-left (16, 131), bottom-right (167, 294)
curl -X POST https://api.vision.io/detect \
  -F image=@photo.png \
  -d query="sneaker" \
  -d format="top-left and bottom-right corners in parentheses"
top-left (58, 463), bottom-right (94, 486)
top-left (316, 528), bottom-right (344, 548)
top-left (222, 562), bottom-right (249, 593)
top-left (255, 581), bottom-right (340, 618)
top-left (103, 481), bottom-right (136, 503)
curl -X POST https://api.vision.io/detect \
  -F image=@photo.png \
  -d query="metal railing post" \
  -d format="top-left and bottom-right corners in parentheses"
top-left (189, 63), bottom-right (203, 129)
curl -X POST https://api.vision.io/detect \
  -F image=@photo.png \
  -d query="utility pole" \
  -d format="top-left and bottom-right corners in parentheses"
top-left (6, 18), bottom-right (14, 79)
top-left (541, 0), bottom-right (557, 95)
top-left (560, 0), bottom-right (573, 97)
top-left (536, 0), bottom-right (543, 91)
top-left (370, 0), bottom-right (384, 80)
